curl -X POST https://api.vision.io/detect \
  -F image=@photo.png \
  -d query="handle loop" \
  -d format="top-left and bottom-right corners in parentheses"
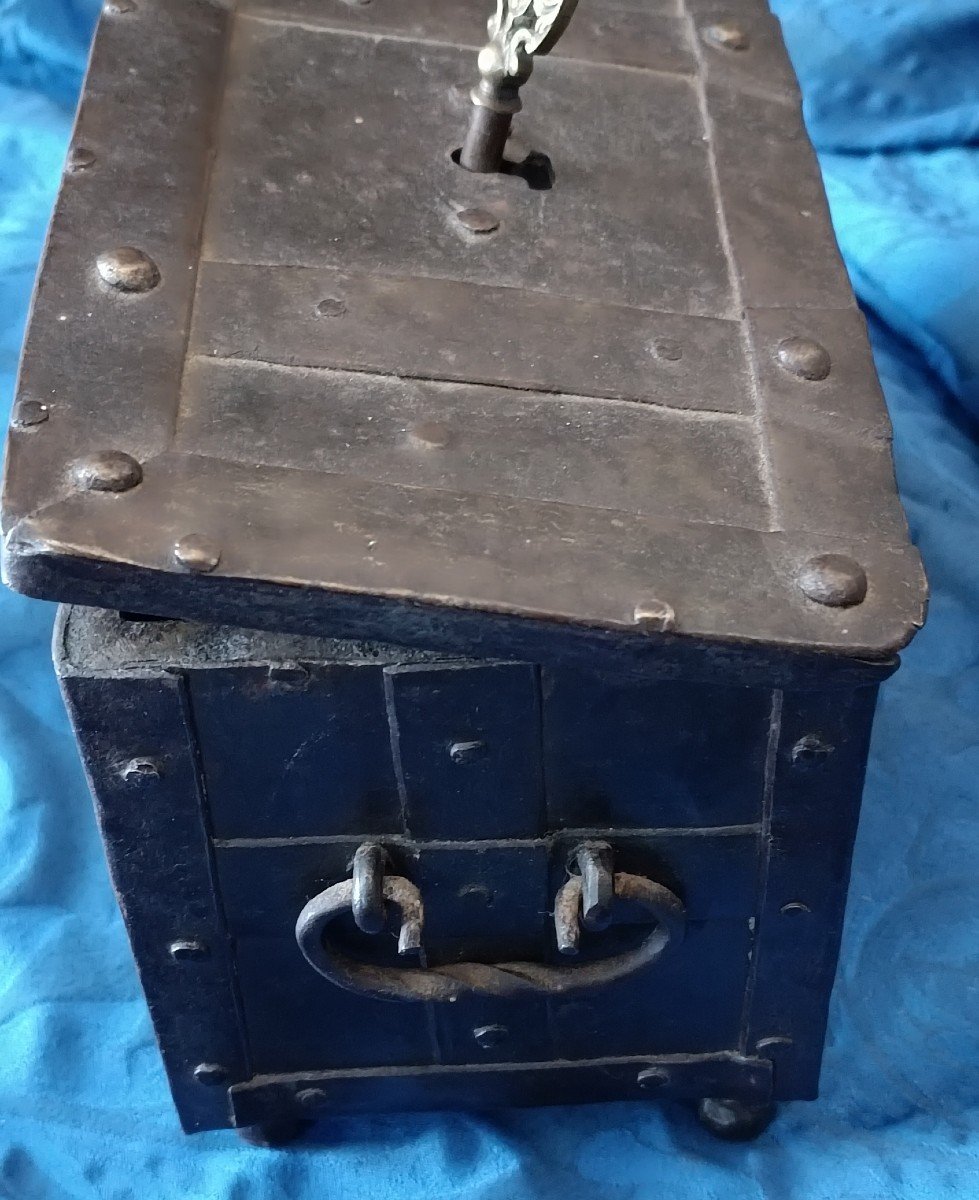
top-left (295, 852), bottom-right (685, 1003)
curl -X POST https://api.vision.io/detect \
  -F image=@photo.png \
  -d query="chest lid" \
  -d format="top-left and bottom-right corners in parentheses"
top-left (1, 0), bottom-right (925, 668)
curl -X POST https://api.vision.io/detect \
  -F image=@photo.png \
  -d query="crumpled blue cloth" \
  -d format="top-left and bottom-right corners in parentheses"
top-left (0, 2), bottom-right (977, 1196)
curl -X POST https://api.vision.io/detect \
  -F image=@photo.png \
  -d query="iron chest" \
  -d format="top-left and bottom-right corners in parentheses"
top-left (1, 0), bottom-right (926, 1144)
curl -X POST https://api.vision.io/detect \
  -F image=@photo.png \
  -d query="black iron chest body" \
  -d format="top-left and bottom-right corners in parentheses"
top-left (2, 0), bottom-right (926, 1141)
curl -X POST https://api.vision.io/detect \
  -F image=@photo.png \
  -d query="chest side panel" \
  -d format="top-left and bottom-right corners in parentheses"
top-left (743, 685), bottom-right (880, 1099)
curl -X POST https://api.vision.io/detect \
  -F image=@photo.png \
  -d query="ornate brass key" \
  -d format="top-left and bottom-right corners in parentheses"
top-left (460, 0), bottom-right (579, 173)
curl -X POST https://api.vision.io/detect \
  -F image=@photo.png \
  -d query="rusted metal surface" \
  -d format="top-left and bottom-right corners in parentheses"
top-left (244, 0), bottom-right (694, 75)
top-left (351, 843), bottom-right (388, 935)
top-left (0, 0), bottom-right (926, 666)
top-left (295, 840), bottom-right (686, 1000)
top-left (7, 450), bottom-right (923, 661)
top-left (191, 263), bottom-right (752, 410)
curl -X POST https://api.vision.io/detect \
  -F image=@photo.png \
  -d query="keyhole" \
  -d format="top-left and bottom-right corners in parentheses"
top-left (449, 146), bottom-right (555, 191)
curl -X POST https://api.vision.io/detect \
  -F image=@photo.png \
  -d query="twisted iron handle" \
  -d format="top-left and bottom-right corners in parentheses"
top-left (295, 859), bottom-right (685, 1003)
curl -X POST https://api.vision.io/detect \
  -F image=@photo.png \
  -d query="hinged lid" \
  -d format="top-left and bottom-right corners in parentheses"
top-left (1, 0), bottom-right (926, 672)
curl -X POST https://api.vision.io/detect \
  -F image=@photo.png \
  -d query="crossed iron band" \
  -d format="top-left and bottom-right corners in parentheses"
top-left (460, 0), bottom-right (580, 172)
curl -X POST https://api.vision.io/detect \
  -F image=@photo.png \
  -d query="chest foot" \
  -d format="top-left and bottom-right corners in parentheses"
top-left (237, 1118), bottom-right (312, 1149)
top-left (696, 1097), bottom-right (776, 1141)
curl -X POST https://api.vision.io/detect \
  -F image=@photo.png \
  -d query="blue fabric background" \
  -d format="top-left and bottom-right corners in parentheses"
top-left (1, 2), bottom-right (978, 1195)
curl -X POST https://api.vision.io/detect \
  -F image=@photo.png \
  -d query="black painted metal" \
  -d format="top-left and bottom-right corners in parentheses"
top-left (230, 1053), bottom-right (774, 1126)
top-left (57, 607), bottom-right (880, 1133)
top-left (58, 651), bottom-right (251, 1133)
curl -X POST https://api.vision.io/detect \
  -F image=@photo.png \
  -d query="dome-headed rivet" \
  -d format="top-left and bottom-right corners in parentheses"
top-left (96, 247), bottom-right (161, 293)
top-left (169, 939), bottom-right (210, 962)
top-left (798, 553), bottom-right (867, 607)
top-left (652, 340), bottom-right (683, 362)
top-left (121, 756), bottom-right (161, 782)
top-left (457, 882), bottom-right (494, 905)
top-left (11, 400), bottom-right (49, 429)
top-left (756, 1035), bottom-right (795, 1051)
top-left (790, 734), bottom-right (834, 769)
top-left (637, 1066), bottom-right (671, 1090)
top-left (449, 739), bottom-right (487, 765)
top-left (73, 450), bottom-right (143, 493)
top-left (193, 1062), bottom-right (228, 1086)
top-left (703, 22), bottom-right (750, 51)
top-left (472, 1024), bottom-right (508, 1050)
top-left (454, 207), bottom-right (500, 234)
top-left (173, 534), bottom-right (222, 574)
top-left (776, 336), bottom-right (832, 381)
top-left (296, 1087), bottom-right (328, 1112)
top-left (67, 146), bottom-right (96, 173)
top-left (633, 599), bottom-right (676, 632)
top-left (315, 298), bottom-right (346, 318)
top-left (409, 421), bottom-right (452, 449)
top-left (267, 664), bottom-right (310, 691)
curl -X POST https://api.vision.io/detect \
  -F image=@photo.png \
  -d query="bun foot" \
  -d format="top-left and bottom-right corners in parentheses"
top-left (696, 1097), bottom-right (776, 1141)
top-left (237, 1118), bottom-right (311, 1148)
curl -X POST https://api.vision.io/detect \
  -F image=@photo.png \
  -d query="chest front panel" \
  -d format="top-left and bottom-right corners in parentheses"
top-left (58, 609), bottom-right (880, 1130)
top-left (199, 657), bottom-right (762, 1070)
